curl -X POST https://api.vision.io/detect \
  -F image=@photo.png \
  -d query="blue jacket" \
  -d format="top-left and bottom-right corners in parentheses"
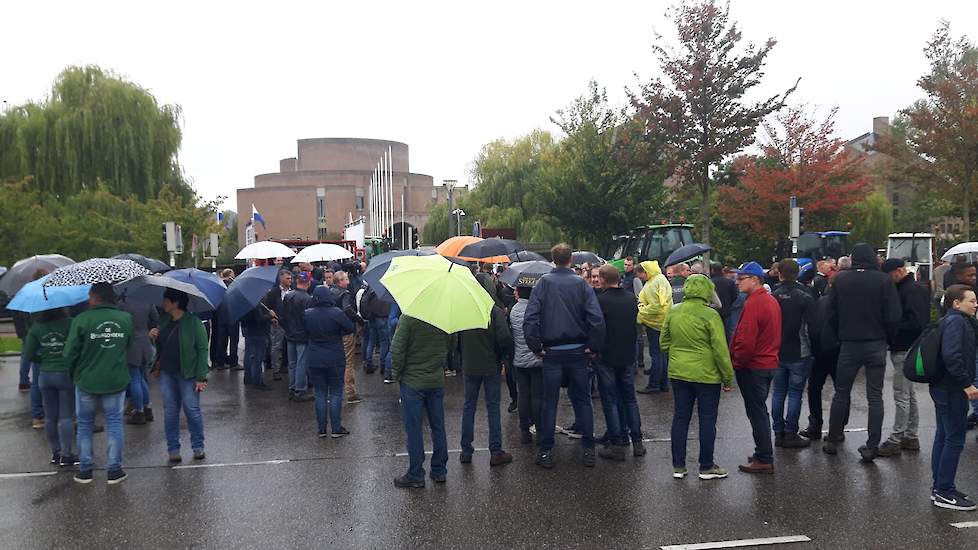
top-left (937, 310), bottom-right (977, 391)
top-left (303, 286), bottom-right (354, 369)
top-left (523, 267), bottom-right (605, 353)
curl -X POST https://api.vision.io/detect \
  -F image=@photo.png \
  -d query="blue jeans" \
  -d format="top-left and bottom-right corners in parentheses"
top-left (460, 374), bottom-right (502, 453)
top-left (930, 385), bottom-right (969, 492)
top-left (540, 348), bottom-right (594, 450)
top-left (368, 318), bottom-right (392, 378)
top-left (160, 371), bottom-right (205, 453)
top-left (736, 368), bottom-right (775, 464)
top-left (21, 352), bottom-right (44, 419)
top-left (244, 335), bottom-right (269, 385)
top-left (644, 328), bottom-right (669, 391)
top-left (287, 341), bottom-right (309, 393)
top-left (771, 357), bottom-right (813, 434)
top-left (309, 365), bottom-right (345, 434)
top-left (76, 389), bottom-right (125, 473)
top-left (399, 383), bottom-right (448, 481)
top-left (671, 379), bottom-right (721, 470)
top-left (595, 362), bottom-right (643, 444)
top-left (127, 365), bottom-right (150, 411)
top-left (39, 371), bottom-right (75, 457)
top-left (361, 322), bottom-right (371, 363)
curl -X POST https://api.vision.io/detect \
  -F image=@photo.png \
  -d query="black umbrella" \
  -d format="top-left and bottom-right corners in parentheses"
top-left (116, 275), bottom-right (215, 314)
top-left (665, 243), bottom-right (712, 267)
top-left (363, 250), bottom-right (435, 300)
top-left (508, 250), bottom-right (546, 262)
top-left (0, 254), bottom-right (75, 297)
top-left (458, 239), bottom-right (523, 260)
top-left (498, 261), bottom-right (554, 287)
top-left (113, 253), bottom-right (171, 273)
top-left (571, 251), bottom-right (605, 266)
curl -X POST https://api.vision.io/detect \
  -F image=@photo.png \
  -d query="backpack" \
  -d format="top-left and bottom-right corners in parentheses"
top-left (903, 322), bottom-right (944, 383)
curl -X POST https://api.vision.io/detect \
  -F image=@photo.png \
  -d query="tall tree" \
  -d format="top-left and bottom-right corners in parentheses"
top-left (717, 106), bottom-right (870, 246)
top-left (629, 0), bottom-right (797, 247)
top-left (847, 189), bottom-right (894, 249)
top-left (0, 65), bottom-right (186, 200)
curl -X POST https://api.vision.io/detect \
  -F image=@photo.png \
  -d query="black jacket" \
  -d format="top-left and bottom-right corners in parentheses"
top-left (264, 285), bottom-right (288, 317)
top-left (813, 273), bottom-right (829, 298)
top-left (359, 287), bottom-right (391, 321)
top-left (523, 267), bottom-right (605, 352)
top-left (936, 310), bottom-right (978, 391)
top-left (892, 274), bottom-right (931, 351)
top-left (827, 244), bottom-right (900, 344)
top-left (711, 275), bottom-right (738, 321)
top-left (458, 306), bottom-right (513, 377)
top-left (772, 281), bottom-right (817, 360)
top-left (282, 288), bottom-right (314, 342)
top-left (813, 294), bottom-right (839, 355)
top-left (240, 303), bottom-right (272, 337)
top-left (330, 285), bottom-right (359, 324)
top-left (596, 287), bottom-right (638, 367)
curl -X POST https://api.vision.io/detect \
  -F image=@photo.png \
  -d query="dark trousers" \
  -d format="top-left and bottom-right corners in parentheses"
top-left (930, 385), bottom-right (969, 492)
top-left (212, 322), bottom-right (240, 367)
top-left (807, 348), bottom-right (839, 429)
top-left (539, 349), bottom-right (594, 450)
top-left (460, 374), bottom-right (502, 453)
top-left (644, 328), bottom-right (669, 391)
top-left (504, 365), bottom-right (518, 405)
top-left (671, 379), bottom-right (721, 470)
top-left (515, 367), bottom-right (543, 432)
top-left (735, 368), bottom-right (775, 464)
top-left (595, 362), bottom-right (642, 444)
top-left (827, 340), bottom-right (887, 449)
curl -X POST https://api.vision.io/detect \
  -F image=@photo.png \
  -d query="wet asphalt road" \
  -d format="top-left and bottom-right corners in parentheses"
top-left (2, 354), bottom-right (978, 550)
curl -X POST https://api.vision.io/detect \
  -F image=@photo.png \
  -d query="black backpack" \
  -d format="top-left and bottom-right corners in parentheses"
top-left (903, 322), bottom-right (944, 383)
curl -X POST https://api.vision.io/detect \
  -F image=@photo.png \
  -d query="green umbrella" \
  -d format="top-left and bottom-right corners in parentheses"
top-left (380, 254), bottom-right (494, 334)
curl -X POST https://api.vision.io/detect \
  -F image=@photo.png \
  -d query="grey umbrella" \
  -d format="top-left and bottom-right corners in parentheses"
top-left (0, 254), bottom-right (75, 297)
top-left (116, 275), bottom-right (215, 313)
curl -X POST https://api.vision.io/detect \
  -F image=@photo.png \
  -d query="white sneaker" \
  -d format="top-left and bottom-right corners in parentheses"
top-left (529, 425), bottom-right (537, 435)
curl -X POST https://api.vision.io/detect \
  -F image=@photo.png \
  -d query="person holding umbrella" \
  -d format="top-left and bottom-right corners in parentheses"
top-left (149, 289), bottom-right (209, 463)
top-left (64, 283), bottom-right (133, 484)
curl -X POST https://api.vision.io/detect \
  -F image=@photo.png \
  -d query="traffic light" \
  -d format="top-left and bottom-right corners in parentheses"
top-left (162, 222), bottom-right (177, 252)
top-left (798, 208), bottom-right (805, 233)
top-left (411, 230), bottom-right (420, 250)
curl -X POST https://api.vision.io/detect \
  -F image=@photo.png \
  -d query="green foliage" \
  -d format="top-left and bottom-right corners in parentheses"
top-left (847, 189), bottom-right (894, 249)
top-left (421, 202), bottom-right (451, 245)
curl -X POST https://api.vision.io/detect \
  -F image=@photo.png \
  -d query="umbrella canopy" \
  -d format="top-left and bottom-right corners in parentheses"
top-left (292, 243), bottom-right (354, 263)
top-left (498, 261), bottom-right (554, 287)
top-left (363, 250), bottom-right (434, 300)
top-left (508, 250), bottom-right (546, 262)
top-left (0, 254), bottom-right (75, 297)
top-left (0, 267), bottom-right (7, 278)
top-left (436, 236), bottom-right (483, 258)
top-left (235, 241), bottom-right (296, 260)
top-left (458, 239), bottom-right (523, 263)
top-left (116, 275), bottom-right (215, 314)
top-left (218, 266), bottom-right (281, 323)
top-left (941, 242), bottom-right (978, 261)
top-left (665, 243), bottom-right (712, 267)
top-left (163, 268), bottom-right (227, 308)
top-left (571, 251), bottom-right (605, 266)
top-left (380, 255), bottom-right (494, 334)
top-left (112, 253), bottom-right (171, 273)
top-left (6, 274), bottom-right (89, 313)
top-left (43, 258), bottom-right (149, 288)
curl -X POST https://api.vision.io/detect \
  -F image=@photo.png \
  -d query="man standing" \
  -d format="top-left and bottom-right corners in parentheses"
top-left (710, 262), bottom-right (739, 343)
top-left (636, 261), bottom-right (673, 394)
top-left (824, 243), bottom-right (900, 462)
top-left (594, 265), bottom-right (645, 461)
top-left (391, 314), bottom-right (452, 488)
top-left (878, 258), bottom-right (930, 456)
top-left (771, 260), bottom-right (817, 449)
top-left (764, 263), bottom-right (781, 290)
top-left (331, 271), bottom-right (363, 404)
top-left (670, 263), bottom-right (691, 304)
top-left (64, 283), bottom-right (133, 484)
top-left (282, 272), bottom-right (315, 402)
top-left (731, 262), bottom-right (781, 474)
top-left (524, 243), bottom-right (606, 469)
top-left (217, 269), bottom-right (241, 371)
top-left (623, 257), bottom-right (646, 374)
top-left (240, 300), bottom-right (275, 391)
top-left (265, 270), bottom-right (292, 382)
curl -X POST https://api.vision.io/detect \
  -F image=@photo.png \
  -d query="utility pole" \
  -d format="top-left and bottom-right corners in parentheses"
top-left (444, 179), bottom-right (457, 237)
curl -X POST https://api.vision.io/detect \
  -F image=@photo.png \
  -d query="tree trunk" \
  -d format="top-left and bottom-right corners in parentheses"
top-left (965, 174), bottom-right (973, 242)
top-left (700, 164), bottom-right (711, 263)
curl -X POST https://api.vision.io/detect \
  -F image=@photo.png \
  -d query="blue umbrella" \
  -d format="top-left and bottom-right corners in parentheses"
top-left (665, 243), bottom-right (712, 267)
top-left (164, 269), bottom-right (227, 308)
top-left (218, 266), bottom-right (280, 323)
top-left (363, 250), bottom-right (434, 300)
top-left (7, 274), bottom-right (90, 313)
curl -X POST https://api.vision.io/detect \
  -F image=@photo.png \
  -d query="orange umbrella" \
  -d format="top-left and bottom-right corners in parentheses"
top-left (436, 236), bottom-right (511, 263)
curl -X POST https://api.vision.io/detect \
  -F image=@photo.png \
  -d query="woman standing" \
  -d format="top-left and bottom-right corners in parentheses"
top-left (509, 285), bottom-right (543, 444)
top-left (930, 284), bottom-right (978, 511)
top-left (660, 275), bottom-right (735, 480)
top-left (303, 286), bottom-right (354, 438)
top-left (150, 289), bottom-right (208, 463)
top-left (25, 308), bottom-right (76, 465)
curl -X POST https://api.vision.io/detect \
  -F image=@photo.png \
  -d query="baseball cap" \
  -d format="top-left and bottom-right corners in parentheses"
top-left (735, 261), bottom-right (765, 278)
top-left (881, 258), bottom-right (906, 273)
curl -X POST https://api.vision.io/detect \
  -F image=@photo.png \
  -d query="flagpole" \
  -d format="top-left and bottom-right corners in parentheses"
top-left (371, 169), bottom-right (376, 236)
top-left (368, 173), bottom-right (374, 236)
top-left (387, 147), bottom-right (393, 246)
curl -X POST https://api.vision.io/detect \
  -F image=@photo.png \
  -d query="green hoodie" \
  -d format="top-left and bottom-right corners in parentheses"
top-left (660, 275), bottom-right (734, 386)
top-left (158, 312), bottom-right (210, 382)
top-left (64, 304), bottom-right (133, 394)
top-left (25, 317), bottom-right (73, 373)
top-left (637, 260), bottom-right (672, 329)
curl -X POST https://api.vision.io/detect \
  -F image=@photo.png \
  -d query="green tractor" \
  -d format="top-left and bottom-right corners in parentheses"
top-left (604, 224), bottom-right (696, 266)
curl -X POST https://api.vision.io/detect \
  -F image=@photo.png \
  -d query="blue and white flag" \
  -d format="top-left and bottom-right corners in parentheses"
top-left (251, 204), bottom-right (266, 229)
top-left (216, 210), bottom-right (224, 225)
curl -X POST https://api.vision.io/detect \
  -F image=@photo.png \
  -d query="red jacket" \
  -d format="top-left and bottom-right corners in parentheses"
top-left (731, 287), bottom-right (782, 370)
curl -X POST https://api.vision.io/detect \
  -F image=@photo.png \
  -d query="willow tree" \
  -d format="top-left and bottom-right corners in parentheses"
top-left (0, 65), bottom-right (184, 200)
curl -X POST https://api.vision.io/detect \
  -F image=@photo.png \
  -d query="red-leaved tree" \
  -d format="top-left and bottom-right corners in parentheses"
top-left (718, 106), bottom-right (870, 245)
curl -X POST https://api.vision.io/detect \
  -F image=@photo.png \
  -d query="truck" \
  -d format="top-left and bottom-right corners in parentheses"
top-left (886, 232), bottom-right (934, 283)
top-left (604, 224), bottom-right (696, 266)
top-left (796, 231), bottom-right (850, 261)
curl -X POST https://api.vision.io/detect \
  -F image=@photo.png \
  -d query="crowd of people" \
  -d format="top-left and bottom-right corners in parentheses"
top-left (12, 241), bottom-right (978, 513)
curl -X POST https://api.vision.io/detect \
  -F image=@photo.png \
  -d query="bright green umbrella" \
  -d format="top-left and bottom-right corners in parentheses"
top-left (380, 254), bottom-right (494, 334)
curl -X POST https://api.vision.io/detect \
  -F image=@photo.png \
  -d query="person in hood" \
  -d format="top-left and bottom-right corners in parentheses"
top-left (303, 286), bottom-right (355, 438)
top-left (731, 262), bottom-right (781, 474)
top-left (661, 274), bottom-right (734, 480)
top-left (824, 243), bottom-right (901, 462)
top-left (636, 260), bottom-right (673, 394)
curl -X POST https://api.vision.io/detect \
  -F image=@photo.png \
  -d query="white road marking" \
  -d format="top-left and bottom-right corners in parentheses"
top-left (0, 471), bottom-right (59, 479)
top-left (842, 428), bottom-right (868, 433)
top-left (643, 437), bottom-right (671, 442)
top-left (394, 448), bottom-right (489, 457)
top-left (950, 521), bottom-right (978, 529)
top-left (172, 459), bottom-right (290, 470)
top-left (661, 535), bottom-right (811, 550)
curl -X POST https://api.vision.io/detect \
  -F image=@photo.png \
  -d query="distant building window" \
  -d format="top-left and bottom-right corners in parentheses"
top-left (893, 208), bottom-right (899, 220)
top-left (892, 192), bottom-right (900, 205)
top-left (955, 224), bottom-right (961, 233)
top-left (355, 196), bottom-right (364, 210)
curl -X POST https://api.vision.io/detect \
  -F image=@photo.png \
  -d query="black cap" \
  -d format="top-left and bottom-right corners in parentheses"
top-left (881, 258), bottom-right (906, 273)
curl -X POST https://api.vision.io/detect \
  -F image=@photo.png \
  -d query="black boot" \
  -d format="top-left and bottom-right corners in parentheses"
top-left (799, 424), bottom-right (822, 441)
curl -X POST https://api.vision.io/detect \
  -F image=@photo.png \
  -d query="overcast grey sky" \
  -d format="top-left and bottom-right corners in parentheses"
top-left (4, 1), bottom-right (976, 212)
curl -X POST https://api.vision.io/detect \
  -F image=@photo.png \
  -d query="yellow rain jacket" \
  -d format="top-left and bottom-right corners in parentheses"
top-left (637, 260), bottom-right (672, 330)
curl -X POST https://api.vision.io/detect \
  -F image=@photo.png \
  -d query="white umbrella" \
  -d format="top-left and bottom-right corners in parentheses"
top-left (235, 241), bottom-right (296, 260)
top-left (941, 242), bottom-right (978, 261)
top-left (292, 243), bottom-right (354, 263)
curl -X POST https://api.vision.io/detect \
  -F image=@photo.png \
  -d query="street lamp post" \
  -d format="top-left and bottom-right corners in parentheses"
top-left (444, 179), bottom-right (457, 238)
top-left (452, 209), bottom-right (466, 236)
